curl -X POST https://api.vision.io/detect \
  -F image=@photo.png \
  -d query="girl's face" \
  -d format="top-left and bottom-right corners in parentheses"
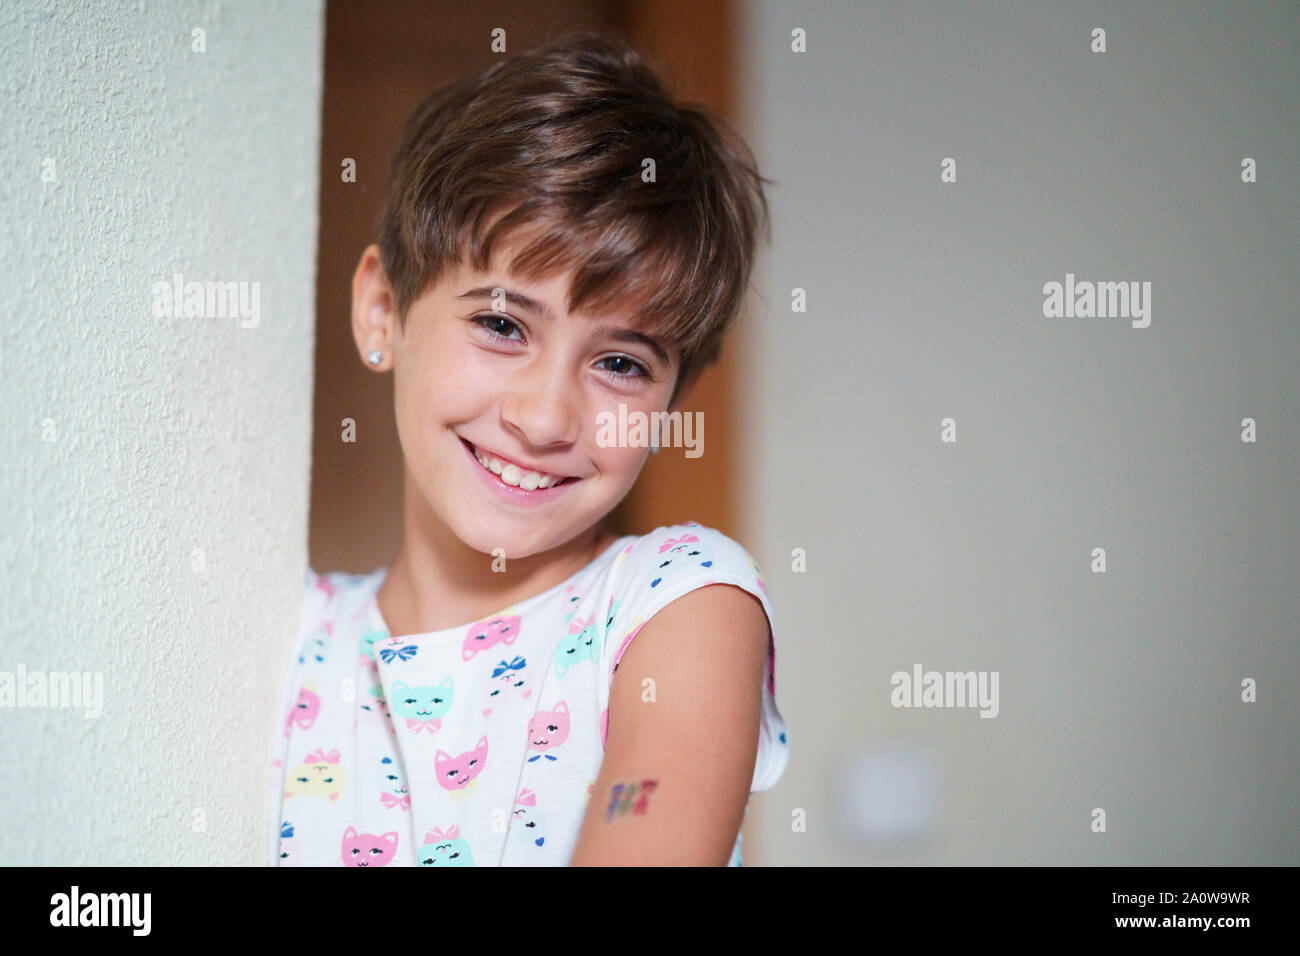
top-left (355, 243), bottom-right (681, 560)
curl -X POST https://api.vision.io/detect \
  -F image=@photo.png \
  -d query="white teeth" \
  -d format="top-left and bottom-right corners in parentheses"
top-left (471, 444), bottom-right (566, 491)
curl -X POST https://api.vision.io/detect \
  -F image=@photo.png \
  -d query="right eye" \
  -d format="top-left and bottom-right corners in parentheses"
top-left (473, 313), bottom-right (525, 342)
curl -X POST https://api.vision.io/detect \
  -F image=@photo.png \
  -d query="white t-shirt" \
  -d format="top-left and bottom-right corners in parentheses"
top-left (267, 521), bottom-right (789, 866)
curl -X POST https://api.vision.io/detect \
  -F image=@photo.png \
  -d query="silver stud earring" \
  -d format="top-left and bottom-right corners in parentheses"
top-left (366, 349), bottom-right (383, 366)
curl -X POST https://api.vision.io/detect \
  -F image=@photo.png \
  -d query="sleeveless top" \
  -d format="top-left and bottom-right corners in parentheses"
top-left (268, 522), bottom-right (789, 866)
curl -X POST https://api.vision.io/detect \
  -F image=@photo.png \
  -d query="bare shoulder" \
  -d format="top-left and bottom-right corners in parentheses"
top-left (615, 582), bottom-right (769, 680)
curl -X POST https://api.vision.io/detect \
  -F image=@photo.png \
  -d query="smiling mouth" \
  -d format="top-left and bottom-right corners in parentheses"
top-left (462, 438), bottom-right (575, 490)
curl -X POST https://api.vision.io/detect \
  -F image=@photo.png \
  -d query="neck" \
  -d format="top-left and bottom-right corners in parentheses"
top-left (377, 465), bottom-right (619, 637)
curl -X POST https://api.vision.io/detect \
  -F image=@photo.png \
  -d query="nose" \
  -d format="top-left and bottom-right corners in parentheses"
top-left (498, 356), bottom-right (581, 450)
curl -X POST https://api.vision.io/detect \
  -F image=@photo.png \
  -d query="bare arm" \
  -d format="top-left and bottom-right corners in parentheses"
top-left (567, 583), bottom-right (769, 866)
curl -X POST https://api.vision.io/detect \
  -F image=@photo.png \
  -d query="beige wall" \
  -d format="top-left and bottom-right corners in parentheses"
top-left (0, 0), bottom-right (323, 864)
top-left (740, 0), bottom-right (1299, 864)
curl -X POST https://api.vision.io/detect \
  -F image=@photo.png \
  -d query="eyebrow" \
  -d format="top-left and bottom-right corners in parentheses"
top-left (457, 285), bottom-right (554, 318)
top-left (456, 285), bottom-right (672, 367)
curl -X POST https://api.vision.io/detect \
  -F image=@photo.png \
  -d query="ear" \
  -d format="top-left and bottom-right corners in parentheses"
top-left (351, 244), bottom-right (399, 369)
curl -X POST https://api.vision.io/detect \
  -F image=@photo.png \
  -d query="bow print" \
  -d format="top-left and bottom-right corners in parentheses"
top-left (657, 534), bottom-right (699, 553)
top-left (379, 644), bottom-right (418, 664)
top-left (405, 717), bottom-right (441, 734)
top-left (491, 655), bottom-right (526, 678)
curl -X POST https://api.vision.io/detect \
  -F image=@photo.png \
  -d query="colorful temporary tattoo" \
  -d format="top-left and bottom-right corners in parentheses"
top-left (605, 779), bottom-right (658, 821)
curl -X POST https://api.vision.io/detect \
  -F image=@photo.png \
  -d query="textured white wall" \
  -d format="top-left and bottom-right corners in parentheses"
top-left (0, 1), bottom-right (322, 863)
top-left (740, 0), bottom-right (1299, 864)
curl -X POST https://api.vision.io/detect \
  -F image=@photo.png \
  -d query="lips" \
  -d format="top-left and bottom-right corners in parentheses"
top-left (458, 436), bottom-right (582, 506)
top-left (461, 438), bottom-right (574, 490)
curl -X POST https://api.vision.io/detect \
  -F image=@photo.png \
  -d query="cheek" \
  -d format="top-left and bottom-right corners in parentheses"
top-left (400, 341), bottom-right (489, 421)
top-left (588, 440), bottom-right (648, 484)
top-left (446, 340), bottom-right (529, 405)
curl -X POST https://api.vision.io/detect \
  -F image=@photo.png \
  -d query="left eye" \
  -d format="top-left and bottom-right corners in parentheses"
top-left (596, 355), bottom-right (648, 377)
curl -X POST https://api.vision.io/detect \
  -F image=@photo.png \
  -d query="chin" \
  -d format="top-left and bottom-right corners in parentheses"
top-left (446, 512), bottom-right (562, 560)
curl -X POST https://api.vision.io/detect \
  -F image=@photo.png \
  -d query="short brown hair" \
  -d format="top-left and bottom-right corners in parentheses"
top-left (376, 30), bottom-right (772, 406)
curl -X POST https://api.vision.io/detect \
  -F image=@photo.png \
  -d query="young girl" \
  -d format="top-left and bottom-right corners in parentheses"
top-left (269, 31), bottom-right (789, 866)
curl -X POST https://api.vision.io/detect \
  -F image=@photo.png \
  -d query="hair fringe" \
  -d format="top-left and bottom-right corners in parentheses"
top-left (376, 30), bottom-right (773, 401)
